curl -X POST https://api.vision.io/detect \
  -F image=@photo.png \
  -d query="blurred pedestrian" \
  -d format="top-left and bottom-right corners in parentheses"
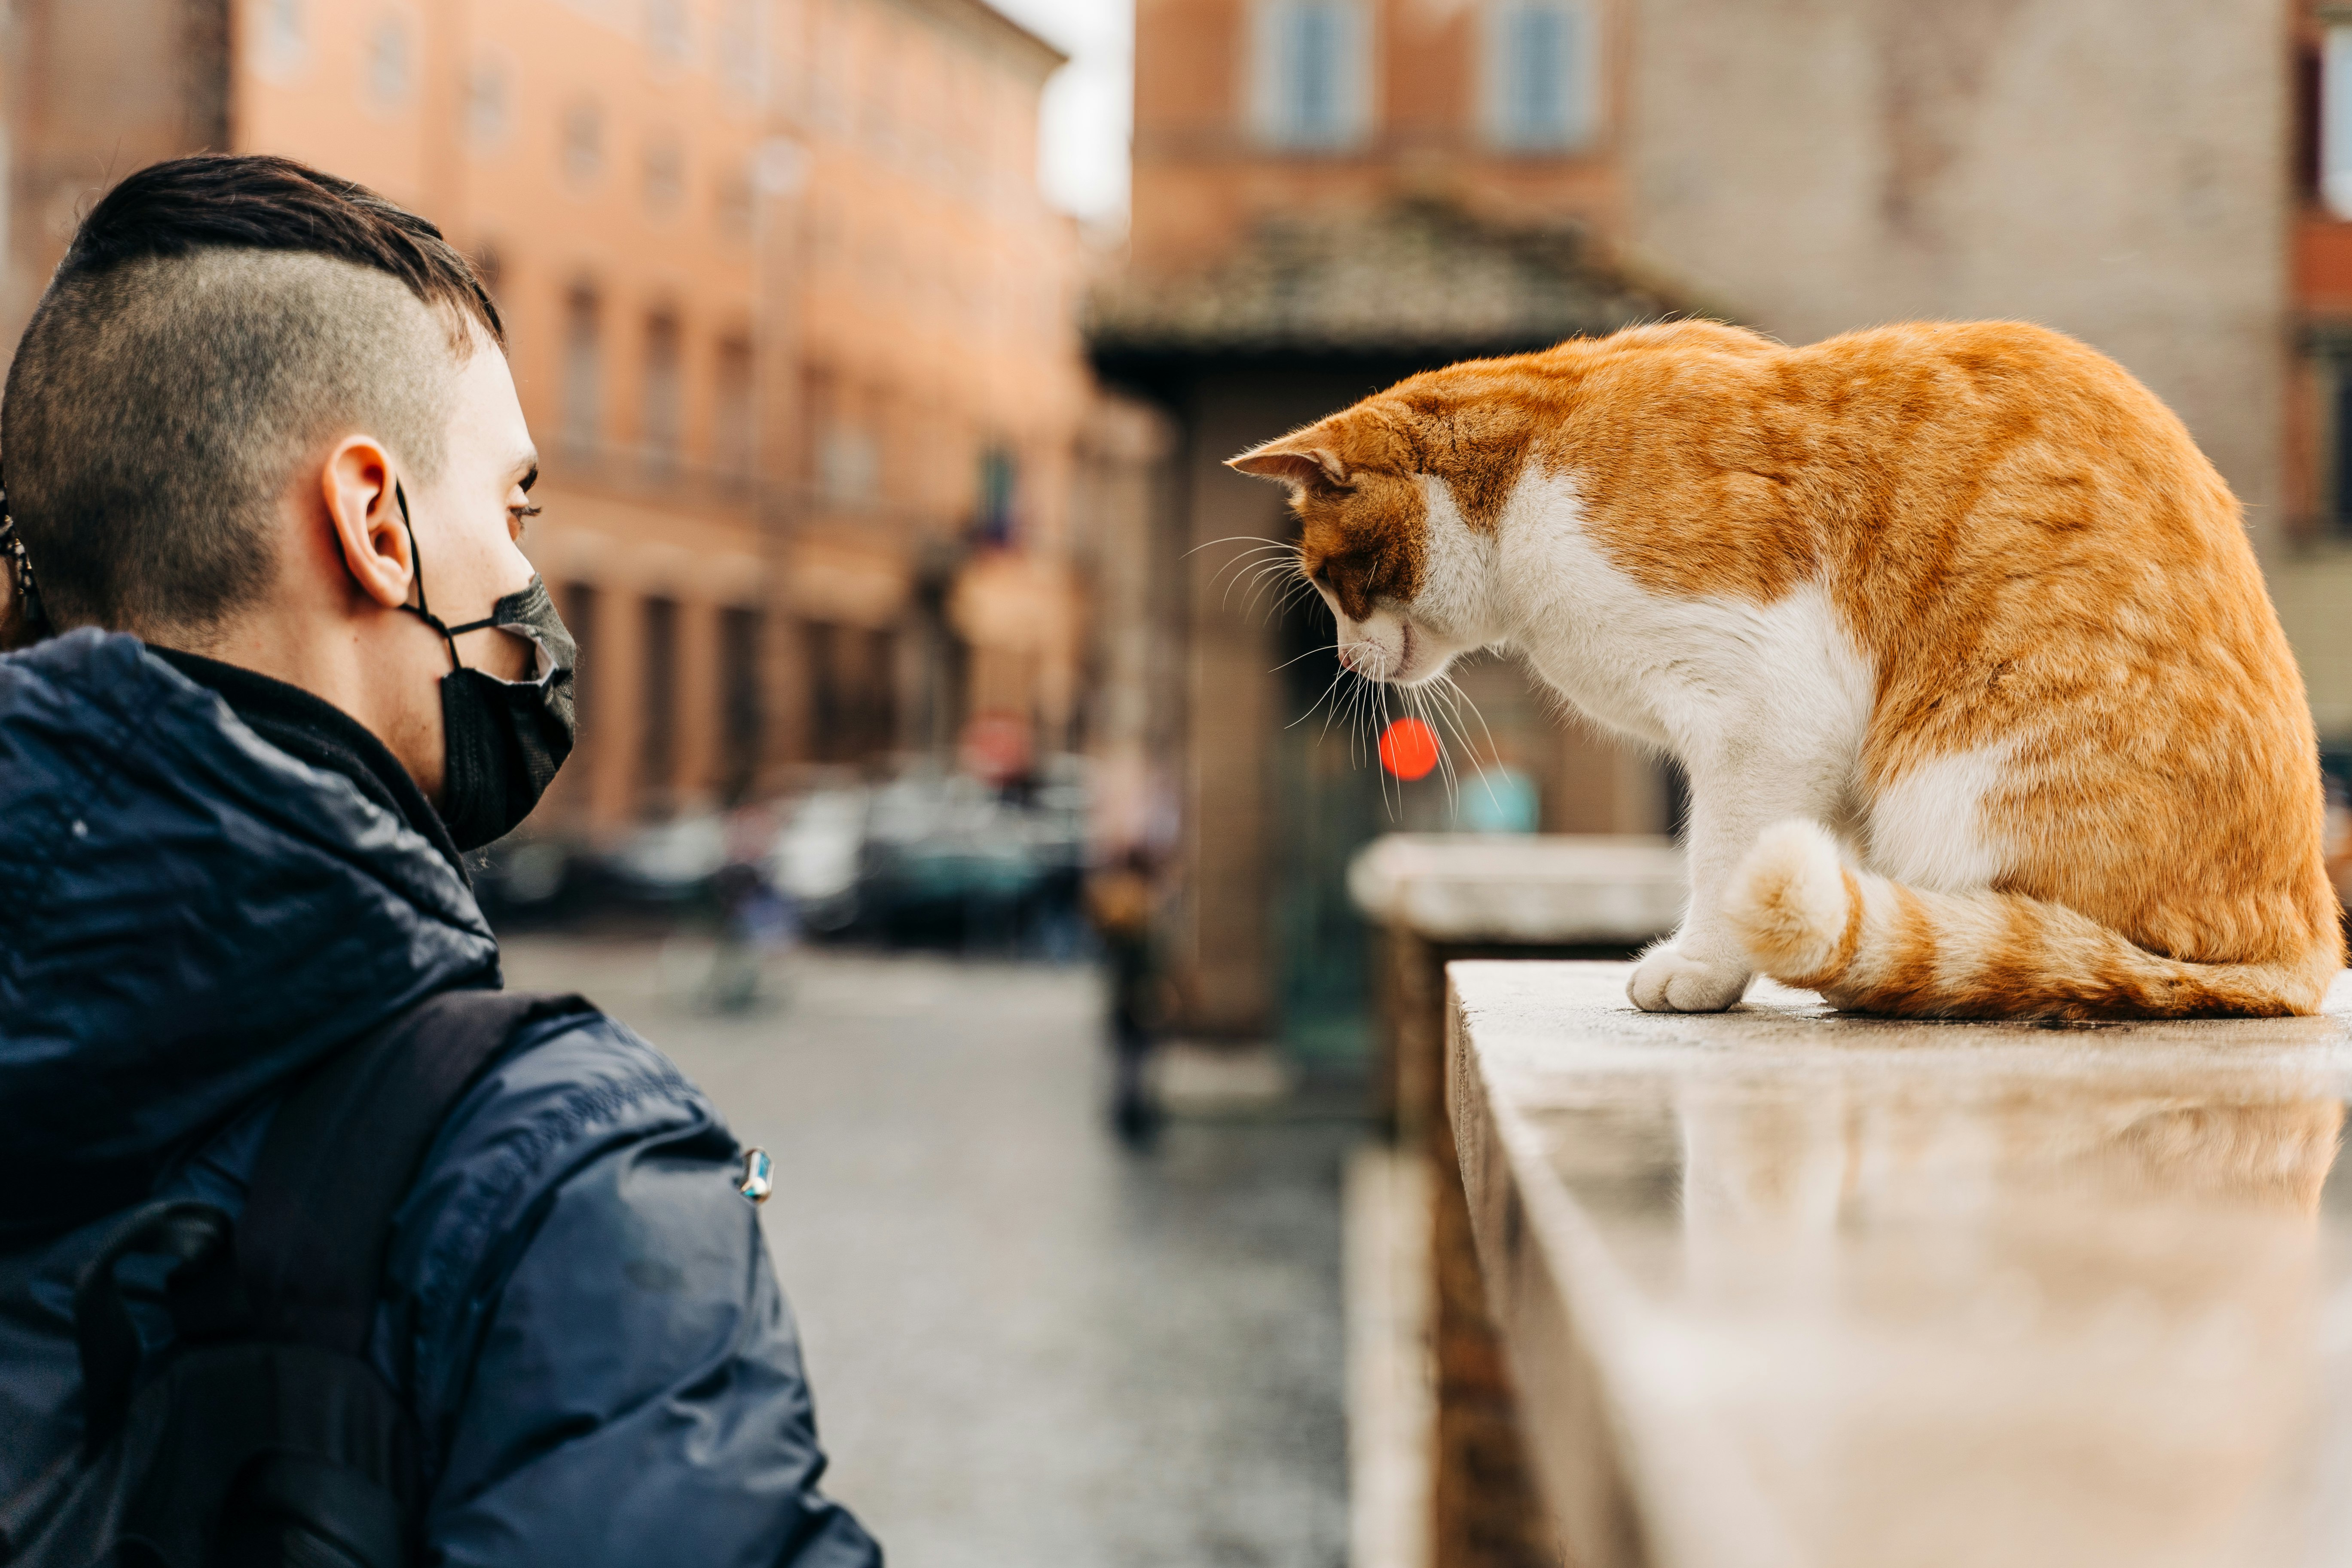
top-left (1087, 848), bottom-right (1165, 1143)
top-left (704, 807), bottom-right (799, 1013)
top-left (0, 156), bottom-right (876, 1565)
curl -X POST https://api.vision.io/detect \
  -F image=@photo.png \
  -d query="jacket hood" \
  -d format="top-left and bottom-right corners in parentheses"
top-left (0, 630), bottom-right (498, 1242)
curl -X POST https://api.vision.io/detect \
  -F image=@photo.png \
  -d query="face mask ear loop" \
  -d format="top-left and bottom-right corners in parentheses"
top-left (395, 481), bottom-right (464, 672)
top-left (0, 469), bottom-right (54, 645)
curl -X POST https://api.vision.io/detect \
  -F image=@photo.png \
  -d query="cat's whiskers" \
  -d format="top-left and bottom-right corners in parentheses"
top-left (1425, 672), bottom-right (1505, 815)
top-left (1184, 533), bottom-right (1292, 560)
top-left (1268, 643), bottom-right (1333, 675)
top-left (1240, 562), bottom-right (1313, 622)
top-left (1199, 537), bottom-right (1306, 614)
top-left (1212, 547), bottom-right (1301, 611)
top-left (1347, 664), bottom-right (1378, 768)
top-left (1402, 682), bottom-right (1450, 809)
top-left (1267, 575), bottom-right (1320, 624)
top-left (1292, 666), bottom-right (1346, 733)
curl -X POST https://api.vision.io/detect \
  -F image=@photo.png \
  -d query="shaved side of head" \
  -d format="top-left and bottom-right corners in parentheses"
top-left (0, 154), bottom-right (502, 640)
top-left (6, 251), bottom-right (461, 636)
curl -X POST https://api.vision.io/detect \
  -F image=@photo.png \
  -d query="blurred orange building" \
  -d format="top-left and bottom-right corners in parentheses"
top-left (235, 0), bottom-right (777, 829)
top-left (1, 0), bottom-right (1094, 831)
top-left (771, 0), bottom-right (1090, 775)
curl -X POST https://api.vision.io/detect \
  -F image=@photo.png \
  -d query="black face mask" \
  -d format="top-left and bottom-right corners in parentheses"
top-left (395, 484), bottom-right (578, 850)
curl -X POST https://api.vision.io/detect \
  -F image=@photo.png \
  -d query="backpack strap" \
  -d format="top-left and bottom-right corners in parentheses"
top-left (69, 1201), bottom-right (234, 1457)
top-left (236, 990), bottom-right (596, 1356)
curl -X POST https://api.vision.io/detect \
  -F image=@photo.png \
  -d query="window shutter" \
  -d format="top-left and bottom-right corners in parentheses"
top-left (2326, 24), bottom-right (2352, 219)
top-left (1486, 0), bottom-right (1597, 153)
top-left (1250, 0), bottom-right (1373, 152)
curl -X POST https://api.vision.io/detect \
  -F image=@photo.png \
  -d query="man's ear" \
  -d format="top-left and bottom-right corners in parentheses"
top-left (1227, 437), bottom-right (1349, 491)
top-left (321, 435), bottom-right (412, 611)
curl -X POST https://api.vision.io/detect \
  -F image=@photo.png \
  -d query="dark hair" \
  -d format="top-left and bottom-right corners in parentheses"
top-left (1, 154), bottom-right (504, 641)
top-left (63, 153), bottom-right (503, 349)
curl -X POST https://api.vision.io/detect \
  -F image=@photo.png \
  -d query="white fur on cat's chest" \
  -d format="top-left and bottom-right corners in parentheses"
top-left (1466, 470), bottom-right (1875, 772)
top-left (1427, 467), bottom-right (2013, 903)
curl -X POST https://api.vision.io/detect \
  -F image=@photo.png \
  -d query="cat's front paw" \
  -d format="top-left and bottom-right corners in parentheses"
top-left (1628, 948), bottom-right (1751, 1013)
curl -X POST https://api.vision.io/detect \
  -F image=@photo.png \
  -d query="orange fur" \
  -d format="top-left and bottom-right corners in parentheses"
top-left (1232, 320), bottom-right (2344, 1020)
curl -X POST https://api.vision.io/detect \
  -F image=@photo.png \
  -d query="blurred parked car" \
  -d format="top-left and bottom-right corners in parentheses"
top-left (470, 835), bottom-right (581, 927)
top-left (767, 789), bottom-right (870, 934)
top-left (855, 759), bottom-right (1087, 954)
top-left (605, 814), bottom-right (730, 905)
top-left (471, 759), bottom-right (1091, 954)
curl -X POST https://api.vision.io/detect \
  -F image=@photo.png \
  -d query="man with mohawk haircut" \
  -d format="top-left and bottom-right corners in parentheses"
top-left (0, 155), bottom-right (878, 1567)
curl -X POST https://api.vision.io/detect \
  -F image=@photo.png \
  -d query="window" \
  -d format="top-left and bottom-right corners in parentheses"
top-left (2314, 347), bottom-right (2352, 535)
top-left (641, 597), bottom-right (679, 798)
top-left (718, 607), bottom-right (764, 800)
top-left (645, 0), bottom-right (690, 62)
top-left (641, 312), bottom-right (683, 477)
top-left (806, 622), bottom-right (898, 763)
top-left (973, 445), bottom-right (1017, 546)
top-left (754, 136), bottom-right (808, 199)
top-left (1249, 0), bottom-right (1373, 152)
top-left (368, 14), bottom-right (412, 109)
top-left (643, 137), bottom-right (686, 215)
top-left (467, 60), bottom-right (510, 150)
top-left (562, 101), bottom-right (605, 186)
top-left (818, 426), bottom-right (878, 506)
top-left (2327, 23), bottom-right (2352, 218)
top-left (1484, 0), bottom-right (1595, 152)
top-left (717, 0), bottom-right (763, 101)
top-left (716, 165), bottom-right (755, 241)
top-left (259, 0), bottom-right (305, 76)
top-left (714, 336), bottom-right (756, 479)
top-left (562, 287), bottom-right (602, 453)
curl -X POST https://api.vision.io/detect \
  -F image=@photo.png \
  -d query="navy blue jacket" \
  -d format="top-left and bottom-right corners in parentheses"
top-left (0, 630), bottom-right (880, 1566)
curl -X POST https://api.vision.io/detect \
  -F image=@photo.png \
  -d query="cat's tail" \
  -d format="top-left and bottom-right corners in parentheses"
top-left (1723, 819), bottom-right (2339, 1020)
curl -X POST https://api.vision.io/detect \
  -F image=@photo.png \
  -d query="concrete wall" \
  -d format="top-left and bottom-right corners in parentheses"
top-left (1625, 0), bottom-right (2290, 558)
top-left (1073, 391), bottom-right (1184, 856)
top-left (2274, 554), bottom-right (2352, 736)
top-left (1180, 374), bottom-right (1320, 1033)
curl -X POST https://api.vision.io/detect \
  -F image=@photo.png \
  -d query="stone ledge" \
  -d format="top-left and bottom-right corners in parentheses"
top-left (1448, 961), bottom-right (2352, 1568)
top-left (1349, 835), bottom-right (1685, 946)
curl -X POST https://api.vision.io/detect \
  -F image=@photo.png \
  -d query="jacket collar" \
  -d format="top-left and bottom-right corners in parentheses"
top-left (145, 645), bottom-right (468, 880)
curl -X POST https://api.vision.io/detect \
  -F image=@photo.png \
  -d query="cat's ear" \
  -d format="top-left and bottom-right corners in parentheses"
top-left (1227, 438), bottom-right (1349, 491)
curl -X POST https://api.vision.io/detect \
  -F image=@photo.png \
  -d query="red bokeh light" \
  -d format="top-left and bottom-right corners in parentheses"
top-left (1378, 717), bottom-right (1442, 780)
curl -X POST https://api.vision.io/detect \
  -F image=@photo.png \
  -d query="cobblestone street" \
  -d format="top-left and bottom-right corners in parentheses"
top-left (499, 937), bottom-right (1354, 1568)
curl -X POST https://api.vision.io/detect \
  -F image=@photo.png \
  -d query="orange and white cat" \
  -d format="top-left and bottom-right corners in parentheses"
top-left (1232, 320), bottom-right (2344, 1020)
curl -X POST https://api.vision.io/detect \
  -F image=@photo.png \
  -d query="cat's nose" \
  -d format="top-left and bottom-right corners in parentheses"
top-left (1337, 643), bottom-right (1357, 672)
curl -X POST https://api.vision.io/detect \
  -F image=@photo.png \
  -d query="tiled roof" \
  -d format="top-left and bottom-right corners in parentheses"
top-left (1087, 199), bottom-right (1695, 361)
